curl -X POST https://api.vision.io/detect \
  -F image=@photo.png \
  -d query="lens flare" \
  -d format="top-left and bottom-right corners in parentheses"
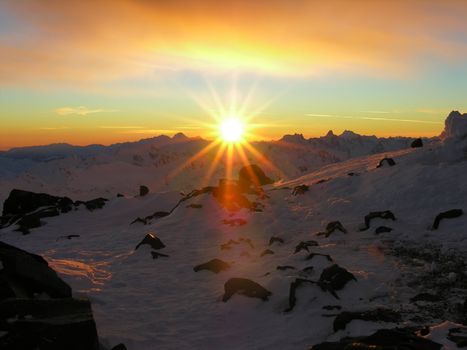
top-left (219, 117), bottom-right (244, 142)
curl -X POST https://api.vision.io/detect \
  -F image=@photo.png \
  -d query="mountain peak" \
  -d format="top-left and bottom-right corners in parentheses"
top-left (172, 132), bottom-right (188, 140)
top-left (339, 130), bottom-right (360, 139)
top-left (325, 130), bottom-right (336, 137)
top-left (280, 133), bottom-right (306, 143)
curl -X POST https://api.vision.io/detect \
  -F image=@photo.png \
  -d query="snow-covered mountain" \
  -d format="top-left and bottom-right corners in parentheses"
top-left (0, 111), bottom-right (466, 349)
top-left (0, 129), bottom-right (424, 208)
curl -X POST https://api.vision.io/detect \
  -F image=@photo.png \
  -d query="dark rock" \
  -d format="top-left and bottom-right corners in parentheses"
top-left (193, 259), bottom-right (231, 273)
top-left (333, 308), bottom-right (402, 332)
top-left (286, 278), bottom-right (316, 312)
top-left (135, 233), bottom-right (166, 250)
top-left (319, 264), bottom-right (357, 291)
top-left (376, 157), bottom-right (396, 168)
top-left (0, 241), bottom-right (72, 298)
top-left (0, 297), bottom-right (99, 350)
top-left (2, 189), bottom-right (73, 217)
top-left (139, 185), bottom-right (149, 196)
top-left (222, 278), bottom-right (271, 302)
top-left (411, 138), bottom-right (423, 148)
top-left (277, 265), bottom-right (295, 271)
top-left (294, 240), bottom-right (319, 254)
top-left (260, 249), bottom-right (274, 257)
top-left (130, 217), bottom-right (147, 225)
top-left (432, 209), bottom-right (463, 230)
top-left (238, 164), bottom-right (274, 189)
top-left (317, 221), bottom-right (347, 237)
top-left (116, 193), bottom-right (124, 198)
top-left (292, 184), bottom-right (309, 196)
top-left (269, 236), bottom-right (284, 246)
top-left (323, 305), bottom-right (341, 311)
top-left (186, 203), bottom-right (203, 209)
top-left (314, 179), bottom-right (330, 185)
top-left (76, 198), bottom-right (108, 211)
top-left (149, 211), bottom-right (171, 219)
top-left (410, 293), bottom-right (441, 302)
top-left (57, 234), bottom-right (80, 241)
top-left (375, 226), bottom-right (393, 234)
top-left (448, 327), bottom-right (467, 348)
top-left (347, 172), bottom-right (359, 176)
top-left (239, 237), bottom-right (254, 249)
top-left (310, 328), bottom-right (442, 350)
top-left (111, 344), bottom-right (128, 350)
top-left (151, 251), bottom-right (169, 259)
top-left (360, 210), bottom-right (396, 231)
top-left (305, 253), bottom-right (333, 262)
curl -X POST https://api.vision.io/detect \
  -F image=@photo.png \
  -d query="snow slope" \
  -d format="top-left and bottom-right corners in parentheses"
top-left (0, 124), bottom-right (465, 349)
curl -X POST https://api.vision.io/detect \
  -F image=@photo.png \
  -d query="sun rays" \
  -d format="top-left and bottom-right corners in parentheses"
top-left (166, 76), bottom-right (285, 187)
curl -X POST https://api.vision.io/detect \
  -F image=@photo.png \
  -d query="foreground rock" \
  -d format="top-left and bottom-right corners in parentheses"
top-left (193, 259), bottom-right (231, 273)
top-left (319, 264), bottom-right (357, 291)
top-left (310, 328), bottom-right (441, 350)
top-left (0, 241), bottom-right (100, 350)
top-left (135, 233), bottom-right (166, 250)
top-left (222, 278), bottom-right (272, 302)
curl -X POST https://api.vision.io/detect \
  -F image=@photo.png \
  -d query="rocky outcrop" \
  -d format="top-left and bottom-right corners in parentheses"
top-left (135, 233), bottom-right (166, 250)
top-left (193, 259), bottom-right (231, 273)
top-left (222, 278), bottom-right (271, 302)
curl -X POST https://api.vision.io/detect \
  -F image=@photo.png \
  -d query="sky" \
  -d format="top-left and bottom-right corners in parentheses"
top-left (1, 0), bottom-right (467, 149)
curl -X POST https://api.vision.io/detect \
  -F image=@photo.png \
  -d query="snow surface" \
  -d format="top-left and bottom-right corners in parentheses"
top-left (0, 116), bottom-right (466, 349)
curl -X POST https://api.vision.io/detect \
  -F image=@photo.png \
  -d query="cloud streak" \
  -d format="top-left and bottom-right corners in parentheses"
top-left (306, 113), bottom-right (443, 125)
top-left (55, 106), bottom-right (117, 116)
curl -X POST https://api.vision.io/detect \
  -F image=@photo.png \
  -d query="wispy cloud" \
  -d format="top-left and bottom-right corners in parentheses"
top-left (55, 106), bottom-right (117, 116)
top-left (305, 113), bottom-right (443, 125)
top-left (417, 108), bottom-right (450, 114)
top-left (123, 129), bottom-right (179, 134)
top-left (38, 126), bottom-right (71, 130)
top-left (99, 125), bottom-right (143, 129)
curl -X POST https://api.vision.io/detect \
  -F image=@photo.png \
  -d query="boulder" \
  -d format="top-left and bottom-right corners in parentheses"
top-left (238, 164), bottom-right (273, 189)
top-left (294, 240), bottom-right (319, 254)
top-left (411, 138), bottom-right (423, 148)
top-left (135, 233), bottom-right (166, 250)
top-left (193, 259), bottom-right (231, 273)
top-left (292, 184), bottom-right (309, 196)
top-left (432, 209), bottom-right (463, 230)
top-left (441, 110), bottom-right (467, 140)
top-left (319, 264), bottom-right (356, 291)
top-left (269, 236), bottom-right (284, 246)
top-left (0, 241), bottom-right (72, 298)
top-left (2, 189), bottom-right (73, 217)
top-left (317, 221), bottom-right (347, 237)
top-left (333, 308), bottom-right (401, 332)
top-left (222, 278), bottom-right (272, 302)
top-left (310, 328), bottom-right (442, 350)
top-left (0, 298), bottom-right (99, 350)
top-left (360, 210), bottom-right (396, 231)
top-left (376, 157), bottom-right (396, 168)
top-left (139, 185), bottom-right (149, 197)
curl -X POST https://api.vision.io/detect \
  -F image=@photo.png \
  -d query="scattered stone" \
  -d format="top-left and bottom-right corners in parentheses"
top-left (239, 237), bottom-right (254, 249)
top-left (75, 197), bottom-right (108, 211)
top-left (277, 265), bottom-right (295, 271)
top-left (305, 253), bottom-right (333, 262)
top-left (135, 233), bottom-right (166, 250)
top-left (317, 221), bottom-right (347, 237)
top-left (294, 240), bottom-right (319, 254)
top-left (448, 327), bottom-right (467, 348)
top-left (139, 185), bottom-right (149, 196)
top-left (260, 249), bottom-right (274, 257)
top-left (269, 236), bottom-right (284, 246)
top-left (151, 251), bottom-right (169, 259)
top-left (432, 209), bottom-right (463, 230)
top-left (360, 210), bottom-right (396, 231)
top-left (222, 278), bottom-right (272, 302)
top-left (411, 138), bottom-right (423, 148)
top-left (193, 259), bottom-right (231, 273)
top-left (186, 203), bottom-right (203, 209)
top-left (292, 184), bottom-right (309, 196)
top-left (375, 226), bottom-right (393, 234)
top-left (310, 328), bottom-right (442, 350)
top-left (111, 344), bottom-right (128, 350)
top-left (116, 193), bottom-right (124, 198)
top-left (333, 308), bottom-right (402, 331)
top-left (376, 157), bottom-right (396, 168)
top-left (319, 264), bottom-right (357, 291)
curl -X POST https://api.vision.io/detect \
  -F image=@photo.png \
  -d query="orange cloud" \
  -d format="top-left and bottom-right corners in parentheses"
top-left (1, 0), bottom-right (467, 87)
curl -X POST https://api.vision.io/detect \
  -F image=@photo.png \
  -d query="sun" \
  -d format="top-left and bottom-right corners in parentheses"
top-left (219, 117), bottom-right (245, 143)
